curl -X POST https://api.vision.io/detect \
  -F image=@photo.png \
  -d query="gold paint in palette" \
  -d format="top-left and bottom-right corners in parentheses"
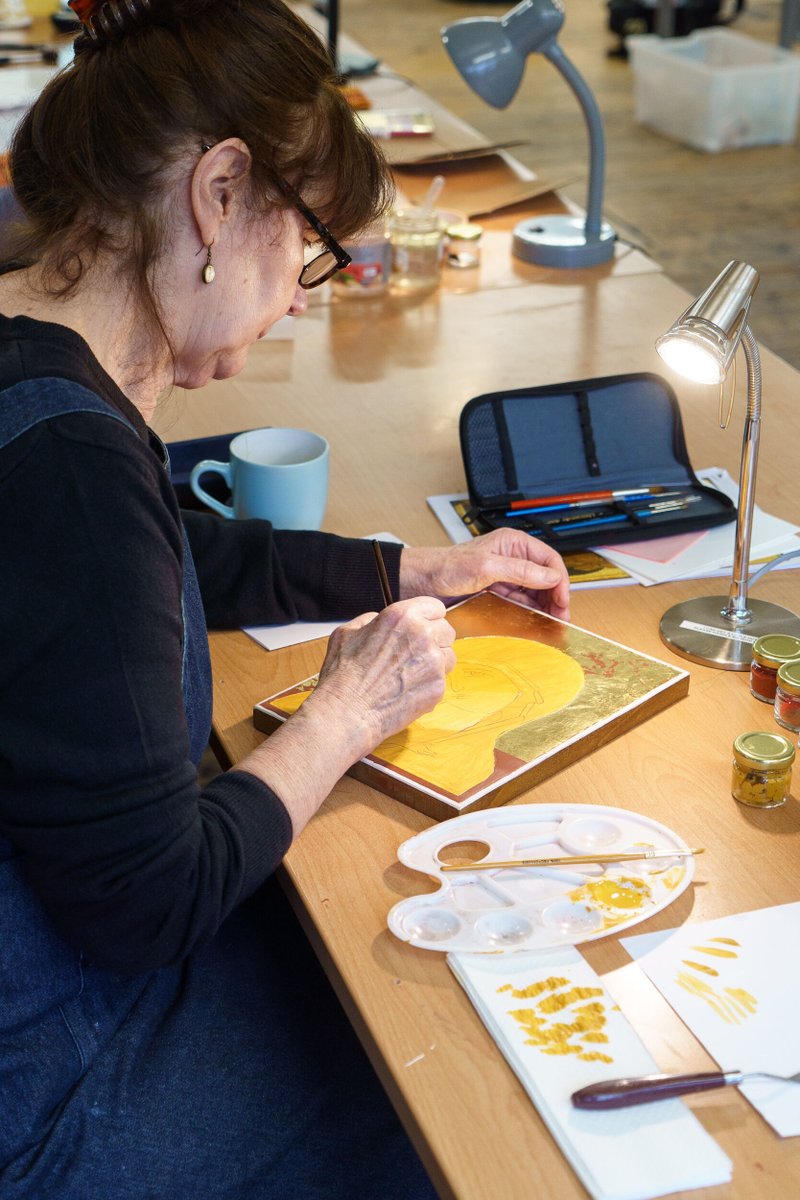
top-left (675, 938), bottom-right (758, 1025)
top-left (567, 876), bottom-right (653, 928)
top-left (498, 975), bottom-right (614, 1064)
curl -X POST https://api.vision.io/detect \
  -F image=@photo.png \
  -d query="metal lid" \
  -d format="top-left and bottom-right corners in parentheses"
top-left (777, 659), bottom-right (800, 696)
top-left (733, 730), bottom-right (795, 769)
top-left (445, 222), bottom-right (483, 241)
top-left (752, 634), bottom-right (800, 669)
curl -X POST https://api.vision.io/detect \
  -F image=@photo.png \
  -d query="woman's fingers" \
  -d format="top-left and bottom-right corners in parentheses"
top-left (315, 598), bottom-right (456, 750)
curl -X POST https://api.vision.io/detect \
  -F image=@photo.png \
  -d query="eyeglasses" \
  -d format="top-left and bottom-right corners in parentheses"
top-left (199, 147), bottom-right (351, 289)
top-left (278, 180), bottom-right (351, 289)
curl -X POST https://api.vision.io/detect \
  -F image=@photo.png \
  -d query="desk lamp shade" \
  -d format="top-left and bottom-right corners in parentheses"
top-left (656, 260), bottom-right (800, 669)
top-left (441, 0), bottom-right (615, 268)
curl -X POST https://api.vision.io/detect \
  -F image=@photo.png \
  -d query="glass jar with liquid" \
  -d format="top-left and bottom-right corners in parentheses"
top-left (775, 660), bottom-right (800, 733)
top-left (731, 730), bottom-right (795, 808)
top-left (749, 634), bottom-right (800, 703)
top-left (389, 208), bottom-right (443, 292)
top-left (331, 223), bottom-right (391, 299)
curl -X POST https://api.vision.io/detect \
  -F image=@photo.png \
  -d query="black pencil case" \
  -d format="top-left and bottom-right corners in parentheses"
top-left (459, 373), bottom-right (736, 551)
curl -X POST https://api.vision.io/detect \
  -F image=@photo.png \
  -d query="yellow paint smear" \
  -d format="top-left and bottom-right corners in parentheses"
top-left (500, 976), bottom-right (614, 1063)
top-left (568, 875), bottom-right (652, 928)
top-left (691, 945), bottom-right (739, 958)
top-left (507, 1002), bottom-right (612, 1063)
top-left (676, 972), bottom-right (757, 1024)
top-left (498, 976), bottom-right (570, 1000)
top-left (682, 960), bottom-right (719, 977)
top-left (724, 987), bottom-right (758, 1016)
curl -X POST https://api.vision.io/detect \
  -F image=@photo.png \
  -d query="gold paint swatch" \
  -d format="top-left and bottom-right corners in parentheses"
top-left (499, 976), bottom-right (614, 1063)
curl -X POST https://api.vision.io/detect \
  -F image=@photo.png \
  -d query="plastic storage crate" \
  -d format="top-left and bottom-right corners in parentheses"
top-left (627, 30), bottom-right (800, 152)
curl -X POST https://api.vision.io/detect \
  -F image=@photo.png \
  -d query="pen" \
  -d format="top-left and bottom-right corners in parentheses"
top-left (371, 540), bottom-right (394, 608)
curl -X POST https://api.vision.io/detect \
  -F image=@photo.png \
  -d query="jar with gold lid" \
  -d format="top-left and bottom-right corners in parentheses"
top-left (445, 221), bottom-right (483, 269)
top-left (750, 634), bottom-right (800, 703)
top-left (731, 730), bottom-right (795, 808)
top-left (389, 208), bottom-right (443, 292)
top-left (775, 660), bottom-right (800, 733)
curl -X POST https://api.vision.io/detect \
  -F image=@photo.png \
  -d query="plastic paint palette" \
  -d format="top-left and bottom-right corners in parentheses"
top-left (387, 804), bottom-right (693, 954)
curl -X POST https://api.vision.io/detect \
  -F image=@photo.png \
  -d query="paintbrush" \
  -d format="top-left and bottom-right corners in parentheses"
top-left (439, 847), bottom-right (704, 872)
top-left (371, 540), bottom-right (394, 607)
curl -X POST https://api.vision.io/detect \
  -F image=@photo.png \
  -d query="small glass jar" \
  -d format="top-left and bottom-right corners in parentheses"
top-left (731, 730), bottom-right (795, 808)
top-left (445, 221), bottom-right (483, 269)
top-left (749, 634), bottom-right (800, 703)
top-left (389, 208), bottom-right (443, 292)
top-left (331, 223), bottom-right (391, 299)
top-left (775, 660), bottom-right (800, 733)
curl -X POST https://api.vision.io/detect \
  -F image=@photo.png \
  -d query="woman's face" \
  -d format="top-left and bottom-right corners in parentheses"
top-left (171, 203), bottom-right (310, 390)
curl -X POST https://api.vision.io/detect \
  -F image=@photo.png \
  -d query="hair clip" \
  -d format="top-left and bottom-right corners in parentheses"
top-left (69, 0), bottom-right (153, 42)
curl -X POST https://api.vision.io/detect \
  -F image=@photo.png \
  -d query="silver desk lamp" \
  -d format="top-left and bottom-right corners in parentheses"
top-left (441, 0), bottom-right (615, 268)
top-left (656, 260), bottom-right (800, 669)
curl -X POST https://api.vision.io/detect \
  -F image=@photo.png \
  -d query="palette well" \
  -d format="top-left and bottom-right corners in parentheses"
top-left (388, 804), bottom-right (694, 953)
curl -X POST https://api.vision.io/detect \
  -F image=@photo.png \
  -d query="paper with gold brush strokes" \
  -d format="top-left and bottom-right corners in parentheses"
top-left (254, 591), bottom-right (688, 819)
top-left (622, 902), bottom-right (800, 1137)
top-left (447, 947), bottom-right (732, 1199)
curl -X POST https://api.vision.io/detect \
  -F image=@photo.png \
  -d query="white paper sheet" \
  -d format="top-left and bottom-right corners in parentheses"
top-left (622, 903), bottom-right (800, 1136)
top-left (448, 948), bottom-right (731, 1200)
top-left (597, 468), bottom-right (800, 585)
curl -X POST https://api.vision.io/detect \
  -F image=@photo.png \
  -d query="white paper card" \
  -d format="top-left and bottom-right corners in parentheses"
top-left (598, 468), bottom-right (800, 586)
top-left (448, 948), bottom-right (731, 1200)
top-left (622, 902), bottom-right (800, 1136)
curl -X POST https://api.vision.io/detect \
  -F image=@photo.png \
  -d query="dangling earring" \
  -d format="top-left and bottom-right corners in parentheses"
top-left (201, 240), bottom-right (215, 284)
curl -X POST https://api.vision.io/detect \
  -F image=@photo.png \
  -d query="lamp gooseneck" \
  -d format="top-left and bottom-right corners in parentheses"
top-left (724, 325), bottom-right (761, 622)
top-left (542, 43), bottom-right (605, 239)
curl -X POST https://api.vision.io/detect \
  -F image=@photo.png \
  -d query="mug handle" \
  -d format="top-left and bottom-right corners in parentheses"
top-left (189, 459), bottom-right (235, 518)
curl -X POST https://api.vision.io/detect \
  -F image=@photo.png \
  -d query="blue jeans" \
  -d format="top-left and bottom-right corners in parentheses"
top-left (2, 877), bottom-right (436, 1199)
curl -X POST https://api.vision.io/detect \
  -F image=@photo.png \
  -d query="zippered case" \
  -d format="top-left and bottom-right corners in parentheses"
top-left (459, 373), bottom-right (736, 550)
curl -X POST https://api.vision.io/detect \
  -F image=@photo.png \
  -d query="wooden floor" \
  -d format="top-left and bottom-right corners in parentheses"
top-left (342, 0), bottom-right (800, 369)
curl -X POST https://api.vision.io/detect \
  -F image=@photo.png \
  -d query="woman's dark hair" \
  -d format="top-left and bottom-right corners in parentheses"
top-left (8, 0), bottom-right (392, 349)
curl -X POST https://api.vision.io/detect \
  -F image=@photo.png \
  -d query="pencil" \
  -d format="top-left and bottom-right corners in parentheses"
top-left (371, 540), bottom-right (394, 608)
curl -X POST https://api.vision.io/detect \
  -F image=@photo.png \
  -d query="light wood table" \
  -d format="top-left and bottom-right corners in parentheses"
top-left (154, 224), bottom-right (800, 1199)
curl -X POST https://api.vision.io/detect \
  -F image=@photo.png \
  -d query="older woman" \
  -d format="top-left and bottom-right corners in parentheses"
top-left (0, 0), bottom-right (569, 1195)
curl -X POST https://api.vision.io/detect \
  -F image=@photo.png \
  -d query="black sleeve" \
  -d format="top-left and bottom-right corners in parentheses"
top-left (0, 412), bottom-right (293, 975)
top-left (182, 507), bottom-right (403, 629)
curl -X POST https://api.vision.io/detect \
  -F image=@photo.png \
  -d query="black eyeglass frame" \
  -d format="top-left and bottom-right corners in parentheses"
top-left (198, 146), bottom-right (351, 289)
top-left (276, 179), bottom-right (351, 289)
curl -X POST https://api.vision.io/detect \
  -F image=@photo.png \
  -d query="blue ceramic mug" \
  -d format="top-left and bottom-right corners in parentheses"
top-left (190, 427), bottom-right (329, 530)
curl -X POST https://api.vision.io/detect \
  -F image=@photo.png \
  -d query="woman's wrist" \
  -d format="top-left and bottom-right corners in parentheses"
top-left (398, 546), bottom-right (435, 601)
top-left (238, 683), bottom-right (375, 837)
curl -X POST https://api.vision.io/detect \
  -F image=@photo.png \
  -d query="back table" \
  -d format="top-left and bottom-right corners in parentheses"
top-left (152, 129), bottom-right (800, 1200)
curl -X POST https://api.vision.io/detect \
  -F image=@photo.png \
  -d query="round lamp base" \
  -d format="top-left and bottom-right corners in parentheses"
top-left (659, 596), bottom-right (800, 670)
top-left (512, 215), bottom-right (616, 268)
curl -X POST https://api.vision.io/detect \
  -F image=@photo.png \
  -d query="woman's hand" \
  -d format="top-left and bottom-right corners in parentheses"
top-left (314, 597), bottom-right (456, 755)
top-left (399, 529), bottom-right (570, 621)
top-left (240, 598), bottom-right (456, 836)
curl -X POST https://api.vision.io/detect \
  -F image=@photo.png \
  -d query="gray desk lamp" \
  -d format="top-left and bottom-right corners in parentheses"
top-left (656, 260), bottom-right (800, 669)
top-left (441, 0), bottom-right (615, 268)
